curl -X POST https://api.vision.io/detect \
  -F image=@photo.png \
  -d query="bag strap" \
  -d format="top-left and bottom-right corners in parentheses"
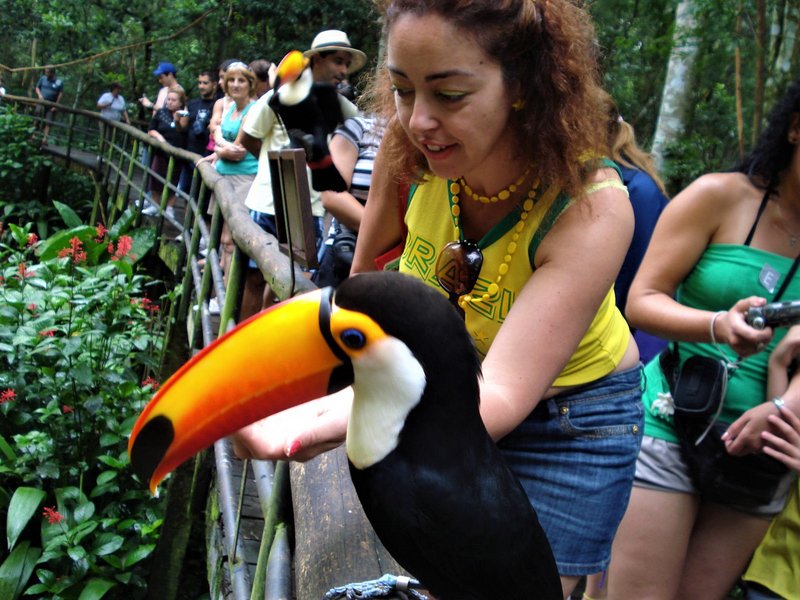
top-left (773, 251), bottom-right (800, 302)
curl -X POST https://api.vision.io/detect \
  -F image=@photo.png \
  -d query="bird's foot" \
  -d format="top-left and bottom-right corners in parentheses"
top-left (324, 574), bottom-right (428, 600)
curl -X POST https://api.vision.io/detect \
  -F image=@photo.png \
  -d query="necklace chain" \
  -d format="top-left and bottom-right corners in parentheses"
top-left (448, 175), bottom-right (540, 308)
top-left (775, 197), bottom-right (800, 246)
top-left (459, 164), bottom-right (532, 204)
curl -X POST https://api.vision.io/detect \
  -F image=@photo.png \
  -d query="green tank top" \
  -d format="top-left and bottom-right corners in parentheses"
top-left (643, 244), bottom-right (800, 442)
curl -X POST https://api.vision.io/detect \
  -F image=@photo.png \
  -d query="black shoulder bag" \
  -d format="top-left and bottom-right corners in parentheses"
top-left (662, 253), bottom-right (800, 507)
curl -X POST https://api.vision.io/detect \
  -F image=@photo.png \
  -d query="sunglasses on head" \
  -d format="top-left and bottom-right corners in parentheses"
top-left (435, 239), bottom-right (483, 316)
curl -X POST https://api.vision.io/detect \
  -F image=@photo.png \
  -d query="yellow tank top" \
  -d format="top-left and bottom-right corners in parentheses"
top-left (399, 175), bottom-right (630, 386)
top-left (744, 480), bottom-right (800, 599)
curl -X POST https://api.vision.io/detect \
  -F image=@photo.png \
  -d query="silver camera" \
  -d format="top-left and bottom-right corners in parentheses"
top-left (745, 300), bottom-right (800, 330)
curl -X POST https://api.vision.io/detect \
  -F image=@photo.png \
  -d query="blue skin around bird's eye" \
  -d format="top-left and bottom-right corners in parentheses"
top-left (340, 329), bottom-right (366, 349)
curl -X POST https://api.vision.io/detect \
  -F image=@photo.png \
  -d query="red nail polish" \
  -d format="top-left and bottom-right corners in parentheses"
top-left (287, 440), bottom-right (302, 457)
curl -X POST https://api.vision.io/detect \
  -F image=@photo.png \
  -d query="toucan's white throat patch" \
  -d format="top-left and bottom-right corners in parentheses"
top-left (277, 67), bottom-right (313, 106)
top-left (346, 337), bottom-right (426, 469)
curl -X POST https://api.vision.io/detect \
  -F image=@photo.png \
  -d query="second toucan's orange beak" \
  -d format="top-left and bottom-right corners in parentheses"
top-left (274, 50), bottom-right (310, 89)
top-left (127, 288), bottom-right (353, 494)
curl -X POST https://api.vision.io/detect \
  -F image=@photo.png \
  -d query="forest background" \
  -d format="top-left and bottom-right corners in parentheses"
top-left (0, 0), bottom-right (798, 196)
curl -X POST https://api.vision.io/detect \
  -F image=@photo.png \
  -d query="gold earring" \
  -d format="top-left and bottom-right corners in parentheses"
top-left (512, 99), bottom-right (525, 111)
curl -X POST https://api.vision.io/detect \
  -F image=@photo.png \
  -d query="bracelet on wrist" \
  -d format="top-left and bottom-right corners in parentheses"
top-left (772, 396), bottom-right (785, 411)
top-left (710, 310), bottom-right (726, 345)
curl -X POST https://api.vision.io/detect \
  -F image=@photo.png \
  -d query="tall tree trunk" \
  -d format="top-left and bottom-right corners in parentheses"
top-left (650, 0), bottom-right (701, 174)
top-left (752, 0), bottom-right (768, 144)
top-left (735, 0), bottom-right (745, 160)
top-left (777, 2), bottom-right (800, 88)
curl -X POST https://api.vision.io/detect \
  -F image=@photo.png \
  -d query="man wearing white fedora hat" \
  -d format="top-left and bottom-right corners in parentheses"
top-left (235, 29), bottom-right (365, 275)
top-left (303, 29), bottom-right (367, 89)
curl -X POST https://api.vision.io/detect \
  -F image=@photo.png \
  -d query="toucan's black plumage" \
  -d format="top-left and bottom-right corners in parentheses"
top-left (268, 51), bottom-right (348, 193)
top-left (333, 273), bottom-right (561, 600)
top-left (128, 272), bottom-right (561, 599)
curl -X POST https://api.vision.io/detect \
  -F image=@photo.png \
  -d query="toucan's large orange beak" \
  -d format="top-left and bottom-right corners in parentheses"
top-left (274, 50), bottom-right (309, 89)
top-left (127, 288), bottom-right (352, 493)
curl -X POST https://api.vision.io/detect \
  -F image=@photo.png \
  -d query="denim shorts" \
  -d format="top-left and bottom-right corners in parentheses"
top-left (634, 435), bottom-right (795, 517)
top-left (497, 365), bottom-right (644, 576)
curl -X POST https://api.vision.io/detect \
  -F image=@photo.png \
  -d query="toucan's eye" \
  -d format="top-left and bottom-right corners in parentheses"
top-left (340, 329), bottom-right (366, 349)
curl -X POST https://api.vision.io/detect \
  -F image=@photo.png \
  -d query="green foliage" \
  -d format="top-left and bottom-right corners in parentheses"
top-left (0, 221), bottom-right (167, 599)
top-left (0, 107), bottom-right (54, 229)
top-left (662, 82), bottom-right (741, 190)
top-left (0, 106), bottom-right (96, 239)
top-left (592, 0), bottom-right (677, 147)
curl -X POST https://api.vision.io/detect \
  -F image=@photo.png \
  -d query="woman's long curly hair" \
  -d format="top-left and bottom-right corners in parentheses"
top-left (738, 76), bottom-right (800, 191)
top-left (368, 0), bottom-right (612, 198)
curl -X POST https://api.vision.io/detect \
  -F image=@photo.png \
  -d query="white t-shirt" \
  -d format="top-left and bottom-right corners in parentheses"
top-left (241, 90), bottom-right (359, 216)
top-left (97, 92), bottom-right (127, 121)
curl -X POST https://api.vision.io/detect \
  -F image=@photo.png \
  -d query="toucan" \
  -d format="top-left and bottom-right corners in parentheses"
top-left (269, 50), bottom-right (348, 193)
top-left (128, 272), bottom-right (561, 599)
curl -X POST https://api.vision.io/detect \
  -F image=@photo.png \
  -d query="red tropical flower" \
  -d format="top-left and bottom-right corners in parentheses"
top-left (60, 238), bottom-right (87, 263)
top-left (95, 223), bottom-right (108, 242)
top-left (26, 233), bottom-right (38, 247)
top-left (42, 506), bottom-right (64, 525)
top-left (17, 263), bottom-right (33, 278)
top-left (39, 329), bottom-right (55, 337)
top-left (142, 376), bottom-right (160, 390)
top-left (62, 405), bottom-right (73, 414)
top-left (110, 235), bottom-right (134, 261)
top-left (0, 389), bottom-right (15, 403)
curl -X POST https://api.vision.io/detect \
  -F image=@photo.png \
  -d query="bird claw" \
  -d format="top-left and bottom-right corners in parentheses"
top-left (324, 574), bottom-right (428, 600)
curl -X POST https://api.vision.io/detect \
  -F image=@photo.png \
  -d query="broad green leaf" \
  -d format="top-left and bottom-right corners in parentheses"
top-left (77, 578), bottom-right (116, 600)
top-left (67, 545), bottom-right (87, 562)
top-left (7, 487), bottom-right (46, 550)
top-left (53, 201), bottom-right (83, 229)
top-left (123, 543), bottom-right (155, 568)
top-left (0, 434), bottom-right (17, 461)
top-left (91, 533), bottom-right (124, 557)
top-left (96, 471), bottom-right (118, 486)
top-left (35, 226), bottom-right (95, 261)
top-left (0, 542), bottom-right (41, 600)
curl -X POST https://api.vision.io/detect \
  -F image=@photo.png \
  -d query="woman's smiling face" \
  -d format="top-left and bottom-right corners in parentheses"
top-left (387, 12), bottom-right (517, 183)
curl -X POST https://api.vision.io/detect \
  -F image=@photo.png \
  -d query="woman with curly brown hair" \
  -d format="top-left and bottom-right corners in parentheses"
top-left (233, 1), bottom-right (642, 596)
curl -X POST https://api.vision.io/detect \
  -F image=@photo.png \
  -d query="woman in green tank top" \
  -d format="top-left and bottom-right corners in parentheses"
top-left (609, 77), bottom-right (800, 600)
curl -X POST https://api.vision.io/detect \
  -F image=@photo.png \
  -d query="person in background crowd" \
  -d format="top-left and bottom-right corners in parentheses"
top-left (608, 76), bottom-right (800, 600)
top-left (178, 70), bottom-right (218, 194)
top-left (34, 67), bottom-right (64, 144)
top-left (144, 86), bottom-right (189, 220)
top-left (313, 114), bottom-right (385, 288)
top-left (197, 62), bottom-right (260, 316)
top-left (249, 59), bottom-right (276, 98)
top-left (575, 122), bottom-right (670, 586)
top-left (233, 4), bottom-right (642, 597)
top-left (208, 58), bottom-right (241, 154)
top-left (237, 29), bottom-right (365, 258)
top-left (97, 82), bottom-right (130, 124)
top-left (139, 62), bottom-right (180, 115)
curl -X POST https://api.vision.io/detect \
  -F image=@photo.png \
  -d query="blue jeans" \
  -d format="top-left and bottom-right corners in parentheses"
top-left (497, 365), bottom-right (644, 576)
